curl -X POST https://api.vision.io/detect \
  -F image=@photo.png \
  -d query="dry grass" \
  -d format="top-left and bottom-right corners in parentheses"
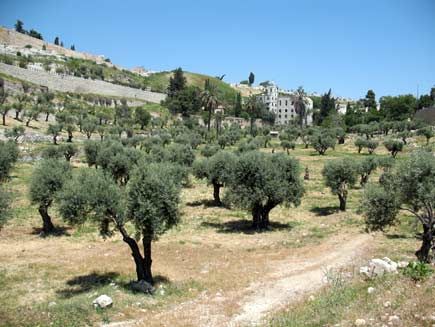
top-left (0, 131), bottom-right (433, 326)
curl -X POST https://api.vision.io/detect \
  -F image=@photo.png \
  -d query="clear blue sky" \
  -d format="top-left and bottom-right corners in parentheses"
top-left (0, 0), bottom-right (434, 99)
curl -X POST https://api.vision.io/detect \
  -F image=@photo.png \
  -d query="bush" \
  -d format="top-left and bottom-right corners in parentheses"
top-left (201, 144), bottom-right (220, 158)
top-left (403, 261), bottom-right (433, 281)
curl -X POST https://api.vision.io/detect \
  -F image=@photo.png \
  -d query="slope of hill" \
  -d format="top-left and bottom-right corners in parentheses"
top-left (0, 26), bottom-right (239, 105)
top-left (144, 71), bottom-right (238, 104)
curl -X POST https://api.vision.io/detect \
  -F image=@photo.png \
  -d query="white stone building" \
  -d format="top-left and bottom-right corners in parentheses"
top-left (257, 82), bottom-right (313, 126)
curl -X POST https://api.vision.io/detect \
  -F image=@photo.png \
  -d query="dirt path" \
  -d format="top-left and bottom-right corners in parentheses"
top-left (230, 233), bottom-right (371, 326)
top-left (146, 233), bottom-right (372, 327)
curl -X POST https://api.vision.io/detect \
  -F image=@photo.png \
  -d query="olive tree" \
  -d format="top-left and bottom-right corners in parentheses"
top-left (354, 138), bottom-right (366, 154)
top-left (366, 139), bottom-right (379, 155)
top-left (417, 127), bottom-right (434, 145)
top-left (135, 106), bottom-right (151, 130)
top-left (29, 159), bottom-right (71, 234)
top-left (383, 139), bottom-right (404, 158)
top-left (281, 140), bottom-right (295, 154)
top-left (310, 130), bottom-right (336, 155)
top-left (226, 152), bottom-right (304, 230)
top-left (58, 163), bottom-right (181, 284)
top-left (47, 124), bottom-right (62, 145)
top-left (0, 187), bottom-right (11, 230)
top-left (322, 158), bottom-right (358, 211)
top-left (0, 140), bottom-right (19, 182)
top-left (5, 125), bottom-right (25, 142)
top-left (59, 143), bottom-right (78, 162)
top-left (193, 151), bottom-right (236, 205)
top-left (84, 141), bottom-right (101, 168)
top-left (357, 157), bottom-right (378, 186)
top-left (362, 150), bottom-right (435, 262)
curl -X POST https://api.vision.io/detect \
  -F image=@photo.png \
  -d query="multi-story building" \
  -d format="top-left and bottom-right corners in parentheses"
top-left (258, 82), bottom-right (313, 126)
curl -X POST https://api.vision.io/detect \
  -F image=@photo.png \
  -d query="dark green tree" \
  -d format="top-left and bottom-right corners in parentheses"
top-left (226, 152), bottom-right (304, 230)
top-left (54, 36), bottom-right (60, 45)
top-left (234, 93), bottom-right (242, 117)
top-left (364, 90), bottom-right (377, 110)
top-left (168, 68), bottom-right (186, 97)
top-left (15, 20), bottom-right (25, 33)
top-left (135, 107), bottom-right (152, 129)
top-left (248, 72), bottom-right (255, 86)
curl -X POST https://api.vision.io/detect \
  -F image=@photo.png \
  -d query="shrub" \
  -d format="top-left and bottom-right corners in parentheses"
top-left (201, 144), bottom-right (220, 158)
top-left (403, 261), bottom-right (433, 281)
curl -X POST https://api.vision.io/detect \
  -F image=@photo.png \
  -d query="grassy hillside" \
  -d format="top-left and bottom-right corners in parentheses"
top-left (143, 71), bottom-right (238, 105)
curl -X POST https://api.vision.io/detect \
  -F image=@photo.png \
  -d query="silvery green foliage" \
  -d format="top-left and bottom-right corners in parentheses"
top-left (126, 163), bottom-right (181, 239)
top-left (29, 159), bottom-right (71, 206)
top-left (226, 152), bottom-right (304, 220)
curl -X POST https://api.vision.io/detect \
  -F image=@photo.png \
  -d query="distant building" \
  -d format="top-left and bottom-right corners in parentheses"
top-left (415, 106), bottom-right (435, 125)
top-left (257, 82), bottom-right (313, 126)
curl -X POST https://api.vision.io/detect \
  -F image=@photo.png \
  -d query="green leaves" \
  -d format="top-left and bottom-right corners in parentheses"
top-left (29, 159), bottom-right (71, 206)
top-left (126, 163), bottom-right (181, 238)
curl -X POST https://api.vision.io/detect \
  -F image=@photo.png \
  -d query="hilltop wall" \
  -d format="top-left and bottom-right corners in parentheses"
top-left (0, 27), bottom-right (110, 64)
top-left (0, 63), bottom-right (166, 103)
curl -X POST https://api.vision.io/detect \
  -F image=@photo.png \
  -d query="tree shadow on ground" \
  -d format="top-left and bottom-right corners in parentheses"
top-left (186, 199), bottom-right (229, 209)
top-left (31, 226), bottom-right (71, 237)
top-left (309, 206), bottom-right (338, 216)
top-left (201, 219), bottom-right (297, 234)
top-left (56, 272), bottom-right (119, 298)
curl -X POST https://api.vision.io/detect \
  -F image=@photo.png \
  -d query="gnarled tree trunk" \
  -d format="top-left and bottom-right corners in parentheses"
top-left (38, 204), bottom-right (55, 234)
top-left (416, 224), bottom-right (433, 263)
top-left (213, 183), bottom-right (222, 206)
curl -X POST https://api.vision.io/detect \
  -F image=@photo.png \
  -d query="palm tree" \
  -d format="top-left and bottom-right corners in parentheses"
top-left (201, 79), bottom-right (219, 134)
top-left (246, 95), bottom-right (260, 136)
top-left (294, 86), bottom-right (307, 128)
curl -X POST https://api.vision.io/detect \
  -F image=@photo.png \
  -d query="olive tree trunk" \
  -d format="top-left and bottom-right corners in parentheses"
top-left (118, 225), bottom-right (153, 284)
top-left (416, 224), bottom-right (433, 263)
top-left (213, 183), bottom-right (222, 206)
top-left (338, 194), bottom-right (346, 211)
top-left (38, 204), bottom-right (55, 234)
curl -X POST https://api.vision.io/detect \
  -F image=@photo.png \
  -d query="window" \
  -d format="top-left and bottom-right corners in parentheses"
top-left (285, 100), bottom-right (288, 106)
top-left (285, 109), bottom-right (287, 112)
top-left (279, 100), bottom-right (281, 106)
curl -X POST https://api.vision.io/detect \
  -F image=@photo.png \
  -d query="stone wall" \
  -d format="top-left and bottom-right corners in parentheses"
top-left (0, 63), bottom-right (166, 103)
top-left (0, 27), bottom-right (109, 64)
